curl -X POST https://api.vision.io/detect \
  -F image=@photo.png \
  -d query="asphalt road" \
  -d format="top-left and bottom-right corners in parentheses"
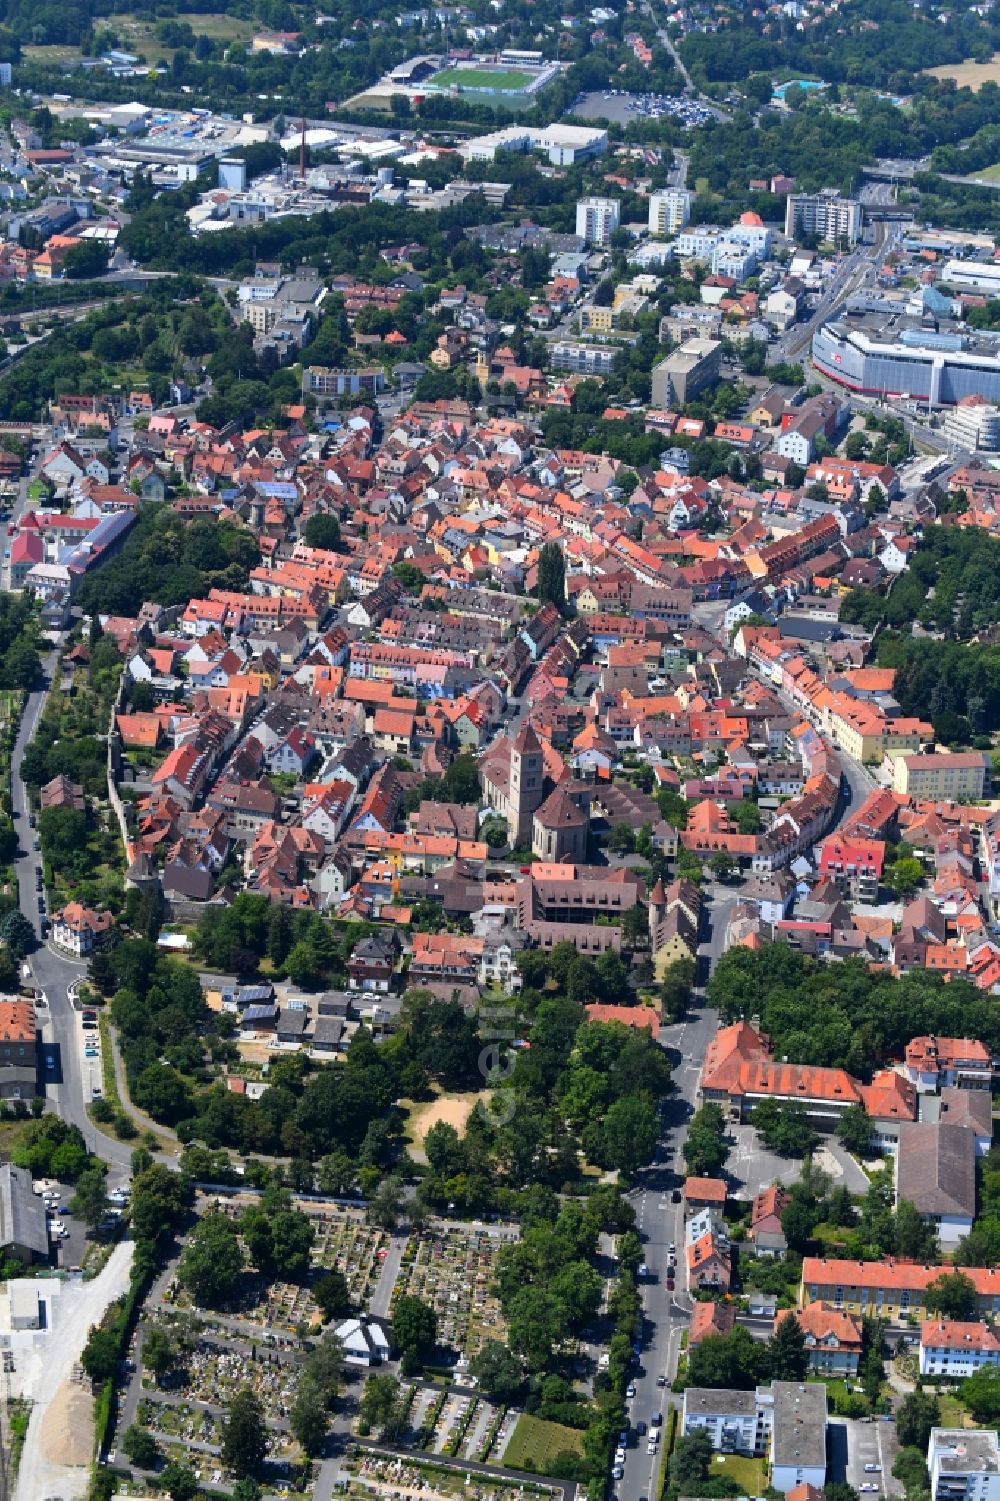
top-left (616, 987), bottom-right (719, 1501)
top-left (10, 653), bottom-right (133, 1173)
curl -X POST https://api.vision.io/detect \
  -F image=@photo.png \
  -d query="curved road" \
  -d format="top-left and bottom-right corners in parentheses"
top-left (11, 648), bottom-right (133, 1173)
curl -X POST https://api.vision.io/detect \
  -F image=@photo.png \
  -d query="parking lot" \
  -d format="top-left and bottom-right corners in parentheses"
top-left (76, 1002), bottom-right (104, 1105)
top-left (573, 89), bottom-right (719, 127)
top-left (30, 1178), bottom-right (88, 1269)
top-left (725, 1122), bottom-right (805, 1200)
top-left (843, 1415), bottom-right (901, 1497)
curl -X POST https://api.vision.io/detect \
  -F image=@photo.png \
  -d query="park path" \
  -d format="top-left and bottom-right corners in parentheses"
top-left (369, 1232), bottom-right (408, 1317)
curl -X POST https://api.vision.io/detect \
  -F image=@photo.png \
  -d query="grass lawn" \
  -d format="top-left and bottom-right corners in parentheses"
top-left (710, 1454), bottom-right (766, 1492)
top-left (974, 163), bottom-right (1000, 182)
top-left (0, 1117), bottom-right (36, 1160)
top-left (938, 1394), bottom-right (971, 1428)
top-left (23, 44), bottom-right (84, 64)
top-left (430, 66), bottom-right (534, 91)
top-left (503, 1415), bottom-right (584, 1471)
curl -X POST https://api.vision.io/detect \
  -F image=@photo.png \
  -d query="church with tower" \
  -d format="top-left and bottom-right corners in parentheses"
top-left (480, 721), bottom-right (545, 847)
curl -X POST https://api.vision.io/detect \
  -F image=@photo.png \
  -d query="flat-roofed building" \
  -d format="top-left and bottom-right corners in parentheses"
top-left (651, 338), bottom-right (722, 408)
top-left (928, 1428), bottom-right (1000, 1501)
top-left (649, 188), bottom-right (692, 237)
top-left (785, 191), bottom-right (862, 245)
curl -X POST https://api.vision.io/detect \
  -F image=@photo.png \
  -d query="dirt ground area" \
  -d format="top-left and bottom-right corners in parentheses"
top-left (406, 1093), bottom-right (488, 1163)
top-left (39, 1380), bottom-right (94, 1466)
top-left (924, 53), bottom-right (1000, 88)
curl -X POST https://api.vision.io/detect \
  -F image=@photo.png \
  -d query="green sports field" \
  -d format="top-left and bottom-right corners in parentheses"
top-left (429, 65), bottom-right (535, 91)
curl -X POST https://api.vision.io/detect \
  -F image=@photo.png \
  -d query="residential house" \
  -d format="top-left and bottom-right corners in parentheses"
top-left (776, 1304), bottom-right (862, 1376)
top-left (50, 901), bottom-right (114, 958)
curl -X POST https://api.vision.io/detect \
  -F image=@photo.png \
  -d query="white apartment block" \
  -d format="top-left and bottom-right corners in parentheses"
top-left (943, 398), bottom-right (1000, 453)
top-left (575, 196), bottom-right (620, 246)
top-left (683, 1383), bottom-right (828, 1496)
top-left (920, 1322), bottom-right (1000, 1380)
top-left (929, 1429), bottom-right (1000, 1501)
top-left (785, 191), bottom-right (863, 246)
top-left (649, 188), bottom-right (692, 237)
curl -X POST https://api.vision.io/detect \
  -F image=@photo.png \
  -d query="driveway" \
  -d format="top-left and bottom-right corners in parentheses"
top-left (15, 1241), bottom-right (134, 1501)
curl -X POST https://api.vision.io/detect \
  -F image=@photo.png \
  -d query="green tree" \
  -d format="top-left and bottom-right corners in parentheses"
top-left (291, 1372), bottom-right (328, 1456)
top-left (709, 849), bottom-right (736, 883)
top-left (469, 1341), bottom-right (525, 1403)
top-left (303, 1332), bottom-right (344, 1404)
top-left (599, 1094), bottom-right (659, 1174)
top-left (359, 1373), bottom-right (405, 1437)
top-left (683, 1103), bottom-right (728, 1177)
top-left (69, 1164), bottom-right (109, 1228)
top-left (769, 1312), bottom-right (809, 1381)
top-left (367, 1173), bottom-right (404, 1231)
top-left (826, 1486), bottom-right (861, 1501)
top-left (536, 541), bottom-right (566, 611)
top-left (130, 1163), bottom-right (191, 1250)
top-left (660, 957), bottom-right (695, 1021)
top-left (178, 1213), bottom-right (244, 1308)
top-left (303, 512), bottom-right (342, 551)
top-left (81, 1324), bottom-right (120, 1383)
top-left (836, 1105), bottom-right (873, 1158)
top-left (122, 1423), bottom-right (161, 1468)
top-left (314, 1269), bottom-right (350, 1322)
top-left (895, 1197), bottom-right (938, 1262)
top-left (893, 1448), bottom-right (930, 1501)
top-left (670, 1429), bottom-right (713, 1494)
top-left (924, 1270), bottom-right (978, 1321)
top-left (38, 804), bottom-right (88, 864)
top-left (960, 1364), bottom-right (1000, 1429)
top-left (0, 908), bottom-right (34, 958)
top-left (751, 1098), bottom-right (819, 1157)
top-left (63, 239), bottom-right (112, 279)
top-left (392, 1294), bottom-right (437, 1368)
top-left (688, 1327), bottom-right (768, 1389)
top-left (896, 1390), bottom-right (940, 1451)
top-left (161, 1461), bottom-right (199, 1501)
top-left (220, 1388), bottom-right (268, 1479)
top-left (142, 1327), bottom-right (175, 1382)
top-left (608, 822), bottom-right (636, 855)
top-left (885, 856), bottom-right (923, 899)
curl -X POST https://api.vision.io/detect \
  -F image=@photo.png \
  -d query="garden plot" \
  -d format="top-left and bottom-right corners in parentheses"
top-left (138, 1389), bottom-right (297, 1466)
top-left (485, 1406), bottom-right (521, 1464)
top-left (161, 1202), bottom-right (389, 1333)
top-left (339, 1447), bottom-right (561, 1501)
top-left (172, 1340), bottom-right (302, 1421)
top-left (311, 1206), bottom-right (390, 1307)
top-left (138, 1396), bottom-right (221, 1448)
top-left (403, 1385), bottom-right (439, 1442)
top-left (393, 1224), bottom-right (515, 1358)
top-left (429, 1393), bottom-right (472, 1454)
